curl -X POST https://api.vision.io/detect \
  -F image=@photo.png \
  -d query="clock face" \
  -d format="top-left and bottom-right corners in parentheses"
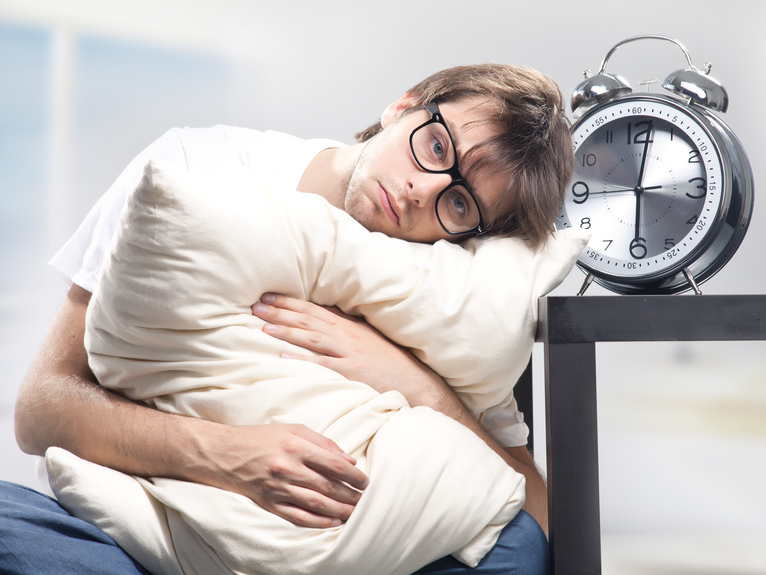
top-left (557, 95), bottom-right (726, 284)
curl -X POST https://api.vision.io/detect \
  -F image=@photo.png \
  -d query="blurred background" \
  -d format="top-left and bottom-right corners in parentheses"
top-left (0, 1), bottom-right (764, 573)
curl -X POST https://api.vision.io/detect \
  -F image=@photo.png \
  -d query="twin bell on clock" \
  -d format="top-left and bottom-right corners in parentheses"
top-left (556, 34), bottom-right (754, 295)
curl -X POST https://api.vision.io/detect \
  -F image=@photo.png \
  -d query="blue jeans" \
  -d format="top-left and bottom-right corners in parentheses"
top-left (0, 480), bottom-right (548, 575)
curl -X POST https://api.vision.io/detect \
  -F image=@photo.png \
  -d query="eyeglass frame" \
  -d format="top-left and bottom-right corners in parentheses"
top-left (408, 102), bottom-right (487, 236)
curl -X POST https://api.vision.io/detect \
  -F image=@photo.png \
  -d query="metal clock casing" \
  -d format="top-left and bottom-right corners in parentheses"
top-left (556, 91), bottom-right (753, 295)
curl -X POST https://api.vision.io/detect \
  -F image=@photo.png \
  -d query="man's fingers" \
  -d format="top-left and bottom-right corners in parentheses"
top-left (268, 493), bottom-right (355, 528)
top-left (256, 293), bottom-right (361, 326)
top-left (260, 465), bottom-right (361, 526)
top-left (257, 294), bottom-right (337, 324)
top-left (288, 424), bottom-right (354, 461)
top-left (253, 303), bottom-right (336, 348)
top-left (256, 313), bottom-right (346, 358)
top-left (290, 425), bottom-right (369, 492)
top-left (291, 468), bottom-right (365, 510)
top-left (273, 327), bottom-right (341, 358)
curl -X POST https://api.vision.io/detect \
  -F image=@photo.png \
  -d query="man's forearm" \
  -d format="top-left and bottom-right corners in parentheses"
top-left (15, 284), bottom-right (369, 528)
top-left (15, 362), bottom-right (217, 482)
top-left (14, 283), bottom-right (204, 479)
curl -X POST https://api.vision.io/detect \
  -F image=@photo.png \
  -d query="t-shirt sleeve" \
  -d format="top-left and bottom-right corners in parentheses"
top-left (480, 389), bottom-right (530, 448)
top-left (48, 127), bottom-right (190, 293)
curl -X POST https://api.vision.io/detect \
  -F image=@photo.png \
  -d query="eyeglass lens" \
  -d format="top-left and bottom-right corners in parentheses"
top-left (411, 121), bottom-right (481, 234)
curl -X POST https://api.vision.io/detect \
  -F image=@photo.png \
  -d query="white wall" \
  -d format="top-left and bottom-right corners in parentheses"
top-left (0, 1), bottom-right (764, 572)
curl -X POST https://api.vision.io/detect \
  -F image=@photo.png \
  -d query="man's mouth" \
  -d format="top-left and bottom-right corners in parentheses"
top-left (377, 184), bottom-right (400, 226)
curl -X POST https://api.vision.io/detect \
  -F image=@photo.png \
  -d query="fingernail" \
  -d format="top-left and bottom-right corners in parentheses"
top-left (261, 293), bottom-right (276, 303)
top-left (253, 303), bottom-right (267, 314)
top-left (263, 323), bottom-right (278, 334)
top-left (330, 519), bottom-right (341, 527)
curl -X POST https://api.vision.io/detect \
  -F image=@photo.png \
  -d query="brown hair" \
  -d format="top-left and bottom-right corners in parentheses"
top-left (356, 64), bottom-right (573, 248)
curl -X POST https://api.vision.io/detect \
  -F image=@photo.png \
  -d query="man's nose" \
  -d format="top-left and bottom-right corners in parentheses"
top-left (406, 172), bottom-right (451, 207)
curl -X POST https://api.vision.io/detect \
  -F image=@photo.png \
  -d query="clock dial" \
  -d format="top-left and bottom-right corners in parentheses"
top-left (558, 97), bottom-right (725, 282)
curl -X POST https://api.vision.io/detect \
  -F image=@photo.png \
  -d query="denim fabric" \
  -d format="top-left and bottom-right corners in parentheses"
top-left (0, 480), bottom-right (151, 575)
top-left (0, 480), bottom-right (547, 575)
top-left (415, 511), bottom-right (550, 575)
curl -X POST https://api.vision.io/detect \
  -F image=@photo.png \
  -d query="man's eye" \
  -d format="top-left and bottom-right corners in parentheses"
top-left (450, 191), bottom-right (467, 216)
top-left (430, 137), bottom-right (444, 160)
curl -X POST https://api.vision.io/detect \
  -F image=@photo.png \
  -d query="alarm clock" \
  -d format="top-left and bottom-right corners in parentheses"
top-left (556, 35), bottom-right (754, 295)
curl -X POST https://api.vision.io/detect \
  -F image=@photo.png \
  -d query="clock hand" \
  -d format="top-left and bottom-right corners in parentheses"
top-left (635, 120), bottom-right (654, 189)
top-left (600, 185), bottom-right (663, 194)
top-left (632, 124), bottom-right (652, 248)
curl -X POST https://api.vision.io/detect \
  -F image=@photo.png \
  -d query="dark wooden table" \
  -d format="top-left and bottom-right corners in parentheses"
top-left (536, 294), bottom-right (766, 575)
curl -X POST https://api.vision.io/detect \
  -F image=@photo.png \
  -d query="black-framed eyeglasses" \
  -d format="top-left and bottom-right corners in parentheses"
top-left (409, 103), bottom-right (486, 236)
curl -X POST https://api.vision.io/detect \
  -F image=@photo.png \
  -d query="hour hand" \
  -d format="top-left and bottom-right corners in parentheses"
top-left (602, 185), bottom-right (663, 194)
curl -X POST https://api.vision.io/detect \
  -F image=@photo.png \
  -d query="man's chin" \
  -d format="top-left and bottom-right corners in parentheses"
top-left (344, 198), bottom-right (382, 234)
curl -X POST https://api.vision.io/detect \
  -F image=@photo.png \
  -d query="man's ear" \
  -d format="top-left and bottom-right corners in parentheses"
top-left (380, 93), bottom-right (420, 127)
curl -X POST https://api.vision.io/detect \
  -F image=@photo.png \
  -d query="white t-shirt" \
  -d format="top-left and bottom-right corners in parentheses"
top-left (49, 125), bottom-right (528, 448)
top-left (50, 126), bottom-right (344, 293)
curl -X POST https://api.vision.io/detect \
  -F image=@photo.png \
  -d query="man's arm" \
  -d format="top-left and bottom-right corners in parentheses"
top-left (15, 284), bottom-right (369, 528)
top-left (252, 294), bottom-right (549, 534)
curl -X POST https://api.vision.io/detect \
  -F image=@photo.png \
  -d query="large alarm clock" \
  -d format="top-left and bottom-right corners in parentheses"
top-left (556, 35), bottom-right (754, 295)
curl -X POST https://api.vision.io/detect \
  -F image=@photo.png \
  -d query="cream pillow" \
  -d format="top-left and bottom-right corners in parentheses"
top-left (84, 160), bottom-right (589, 416)
top-left (48, 160), bottom-right (589, 575)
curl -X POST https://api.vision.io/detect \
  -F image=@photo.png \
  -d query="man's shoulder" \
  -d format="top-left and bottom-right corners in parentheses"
top-left (168, 126), bottom-right (334, 165)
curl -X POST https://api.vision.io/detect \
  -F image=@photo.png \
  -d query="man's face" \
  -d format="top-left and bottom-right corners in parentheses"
top-left (343, 98), bottom-right (512, 243)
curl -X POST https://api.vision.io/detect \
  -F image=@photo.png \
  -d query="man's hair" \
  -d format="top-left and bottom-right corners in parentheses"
top-left (355, 64), bottom-right (573, 248)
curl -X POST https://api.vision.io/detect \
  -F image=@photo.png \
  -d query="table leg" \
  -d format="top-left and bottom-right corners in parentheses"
top-left (545, 341), bottom-right (601, 575)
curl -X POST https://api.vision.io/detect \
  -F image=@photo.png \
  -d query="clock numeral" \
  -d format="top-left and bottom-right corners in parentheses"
top-left (580, 217), bottom-right (591, 230)
top-left (687, 177), bottom-right (706, 199)
top-left (572, 181), bottom-right (590, 204)
top-left (627, 121), bottom-right (653, 145)
top-left (582, 153), bottom-right (596, 167)
top-left (688, 150), bottom-right (701, 163)
top-left (665, 239), bottom-right (676, 249)
top-left (602, 239), bottom-right (613, 251)
top-left (686, 215), bottom-right (698, 225)
top-left (629, 237), bottom-right (647, 260)
top-left (605, 130), bottom-right (614, 144)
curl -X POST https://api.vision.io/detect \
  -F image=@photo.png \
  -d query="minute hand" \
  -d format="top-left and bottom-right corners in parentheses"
top-left (634, 121), bottom-right (653, 242)
top-left (636, 120), bottom-right (654, 188)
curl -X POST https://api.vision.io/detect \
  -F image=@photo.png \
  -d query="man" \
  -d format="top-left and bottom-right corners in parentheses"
top-left (8, 63), bottom-right (572, 574)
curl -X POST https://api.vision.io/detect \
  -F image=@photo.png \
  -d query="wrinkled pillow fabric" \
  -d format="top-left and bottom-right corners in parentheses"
top-left (47, 161), bottom-right (588, 575)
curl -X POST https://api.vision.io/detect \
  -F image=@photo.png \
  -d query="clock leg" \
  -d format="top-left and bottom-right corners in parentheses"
top-left (577, 273), bottom-right (595, 296)
top-left (683, 267), bottom-right (703, 295)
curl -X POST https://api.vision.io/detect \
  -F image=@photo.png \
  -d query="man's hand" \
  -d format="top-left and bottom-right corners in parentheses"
top-left (191, 422), bottom-right (368, 528)
top-left (252, 293), bottom-right (450, 406)
top-left (252, 293), bottom-right (550, 534)
top-left (15, 284), bottom-right (368, 529)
